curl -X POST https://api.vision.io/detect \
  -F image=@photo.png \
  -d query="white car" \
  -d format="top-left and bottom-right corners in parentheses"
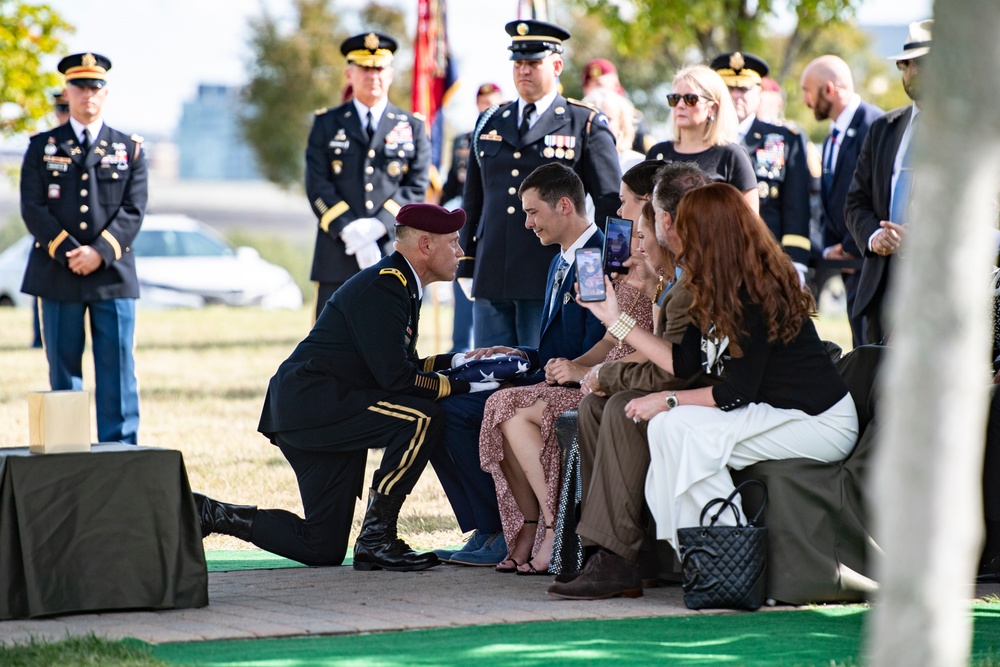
top-left (0, 214), bottom-right (303, 310)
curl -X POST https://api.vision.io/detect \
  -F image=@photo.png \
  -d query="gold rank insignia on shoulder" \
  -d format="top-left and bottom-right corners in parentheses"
top-left (412, 111), bottom-right (426, 121)
top-left (379, 267), bottom-right (407, 286)
top-left (314, 107), bottom-right (328, 115)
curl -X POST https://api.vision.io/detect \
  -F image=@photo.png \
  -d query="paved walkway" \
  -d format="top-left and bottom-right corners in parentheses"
top-left (0, 564), bottom-right (698, 646)
top-left (1, 564), bottom-right (995, 647)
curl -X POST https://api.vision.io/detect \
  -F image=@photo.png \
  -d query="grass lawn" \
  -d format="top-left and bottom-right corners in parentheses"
top-left (0, 292), bottom-right (853, 551)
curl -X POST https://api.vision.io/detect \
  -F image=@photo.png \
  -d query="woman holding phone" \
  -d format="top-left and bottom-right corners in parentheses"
top-left (477, 161), bottom-right (661, 576)
top-left (646, 65), bottom-right (759, 214)
top-left (569, 183), bottom-right (857, 590)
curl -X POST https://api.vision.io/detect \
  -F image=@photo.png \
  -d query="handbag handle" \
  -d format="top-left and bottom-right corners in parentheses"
top-left (698, 479), bottom-right (768, 528)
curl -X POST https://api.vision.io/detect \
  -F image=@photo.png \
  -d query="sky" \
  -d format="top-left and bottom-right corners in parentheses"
top-left (36, 0), bottom-right (934, 140)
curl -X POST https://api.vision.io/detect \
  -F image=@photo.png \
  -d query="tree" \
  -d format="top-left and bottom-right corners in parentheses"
top-left (867, 3), bottom-right (1000, 664)
top-left (559, 0), bottom-right (863, 134)
top-left (0, 1), bottom-right (72, 137)
top-left (241, 0), bottom-right (408, 188)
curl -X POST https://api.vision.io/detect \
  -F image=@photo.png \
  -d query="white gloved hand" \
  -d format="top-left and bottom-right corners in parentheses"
top-left (457, 277), bottom-right (474, 301)
top-left (793, 262), bottom-right (808, 287)
top-left (354, 242), bottom-right (382, 269)
top-left (341, 218), bottom-right (385, 255)
top-left (469, 381), bottom-right (500, 392)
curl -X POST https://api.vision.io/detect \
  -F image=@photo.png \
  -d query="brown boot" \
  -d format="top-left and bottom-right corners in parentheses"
top-left (547, 549), bottom-right (642, 600)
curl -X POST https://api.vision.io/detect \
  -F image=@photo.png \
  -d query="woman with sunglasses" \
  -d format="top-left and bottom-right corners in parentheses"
top-left (647, 65), bottom-right (759, 214)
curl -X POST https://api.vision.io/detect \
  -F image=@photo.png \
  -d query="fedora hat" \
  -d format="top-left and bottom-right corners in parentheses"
top-left (888, 19), bottom-right (932, 61)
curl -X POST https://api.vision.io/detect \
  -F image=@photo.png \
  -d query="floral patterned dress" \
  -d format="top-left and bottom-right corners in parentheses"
top-left (478, 281), bottom-right (654, 559)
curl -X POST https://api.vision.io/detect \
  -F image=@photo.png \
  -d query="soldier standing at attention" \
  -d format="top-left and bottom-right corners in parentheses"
top-left (459, 20), bottom-right (621, 348)
top-left (20, 53), bottom-right (147, 444)
top-left (710, 52), bottom-right (813, 283)
top-left (305, 32), bottom-right (431, 318)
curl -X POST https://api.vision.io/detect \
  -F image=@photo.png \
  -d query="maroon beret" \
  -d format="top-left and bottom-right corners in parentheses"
top-left (396, 203), bottom-right (465, 234)
top-left (477, 82), bottom-right (502, 97)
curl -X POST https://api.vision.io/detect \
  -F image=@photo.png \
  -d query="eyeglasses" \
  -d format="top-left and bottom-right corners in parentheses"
top-left (666, 93), bottom-right (708, 107)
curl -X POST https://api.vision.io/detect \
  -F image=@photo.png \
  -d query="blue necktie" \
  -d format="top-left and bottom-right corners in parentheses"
top-left (822, 128), bottom-right (839, 200)
top-left (548, 257), bottom-right (569, 316)
top-left (890, 116), bottom-right (918, 224)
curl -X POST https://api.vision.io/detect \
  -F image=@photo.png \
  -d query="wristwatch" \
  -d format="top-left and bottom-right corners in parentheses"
top-left (665, 392), bottom-right (679, 410)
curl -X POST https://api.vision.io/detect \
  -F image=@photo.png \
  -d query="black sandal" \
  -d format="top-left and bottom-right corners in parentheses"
top-left (495, 519), bottom-right (538, 573)
top-left (516, 522), bottom-right (553, 576)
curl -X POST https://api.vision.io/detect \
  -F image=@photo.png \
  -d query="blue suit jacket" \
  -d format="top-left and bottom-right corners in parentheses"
top-left (517, 228), bottom-right (607, 372)
top-left (821, 100), bottom-right (883, 256)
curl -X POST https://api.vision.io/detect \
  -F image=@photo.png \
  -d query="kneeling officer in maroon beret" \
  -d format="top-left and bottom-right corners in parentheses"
top-left (195, 204), bottom-right (499, 570)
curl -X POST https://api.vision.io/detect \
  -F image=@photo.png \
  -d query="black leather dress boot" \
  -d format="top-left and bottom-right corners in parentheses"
top-left (193, 493), bottom-right (256, 542)
top-left (353, 489), bottom-right (439, 571)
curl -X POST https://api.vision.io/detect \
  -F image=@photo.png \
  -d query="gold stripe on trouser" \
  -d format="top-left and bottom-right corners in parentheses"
top-left (366, 401), bottom-right (432, 495)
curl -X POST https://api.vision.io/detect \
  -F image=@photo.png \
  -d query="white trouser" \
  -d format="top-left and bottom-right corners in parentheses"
top-left (644, 393), bottom-right (859, 552)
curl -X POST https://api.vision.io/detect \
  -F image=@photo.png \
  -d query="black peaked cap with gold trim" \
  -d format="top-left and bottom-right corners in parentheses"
top-left (710, 51), bottom-right (769, 88)
top-left (58, 52), bottom-right (112, 88)
top-left (341, 32), bottom-right (397, 68)
top-left (505, 20), bottom-right (570, 61)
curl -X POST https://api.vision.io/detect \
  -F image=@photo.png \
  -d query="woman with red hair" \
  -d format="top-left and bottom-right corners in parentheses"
top-left (578, 182), bottom-right (858, 556)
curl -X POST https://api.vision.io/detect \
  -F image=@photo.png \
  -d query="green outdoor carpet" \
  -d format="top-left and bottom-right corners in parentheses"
top-left (205, 549), bottom-right (317, 571)
top-left (150, 604), bottom-right (1000, 667)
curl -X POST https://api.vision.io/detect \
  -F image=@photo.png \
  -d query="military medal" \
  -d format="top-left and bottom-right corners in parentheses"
top-left (387, 161), bottom-right (402, 177)
top-left (44, 143), bottom-right (57, 156)
top-left (755, 134), bottom-right (786, 179)
top-left (47, 184), bottom-right (60, 199)
top-left (565, 149), bottom-right (575, 160)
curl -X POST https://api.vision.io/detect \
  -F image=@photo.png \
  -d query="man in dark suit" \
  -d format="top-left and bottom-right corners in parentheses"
top-left (194, 204), bottom-right (499, 571)
top-left (800, 55), bottom-right (883, 349)
top-left (711, 52), bottom-right (813, 282)
top-left (20, 53), bottom-right (147, 444)
top-left (305, 32), bottom-right (430, 319)
top-left (459, 19), bottom-right (621, 349)
top-left (845, 20), bottom-right (932, 345)
top-left (434, 163), bottom-right (608, 566)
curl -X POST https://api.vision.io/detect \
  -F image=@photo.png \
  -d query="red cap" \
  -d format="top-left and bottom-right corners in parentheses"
top-left (396, 203), bottom-right (466, 233)
top-left (477, 82), bottom-right (502, 97)
top-left (761, 76), bottom-right (781, 92)
top-left (583, 58), bottom-right (624, 94)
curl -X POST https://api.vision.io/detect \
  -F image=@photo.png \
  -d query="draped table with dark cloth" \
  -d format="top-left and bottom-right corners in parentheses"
top-left (0, 444), bottom-right (208, 619)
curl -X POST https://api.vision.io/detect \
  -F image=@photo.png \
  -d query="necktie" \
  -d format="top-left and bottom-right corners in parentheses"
top-left (890, 115), bottom-right (918, 224)
top-left (548, 257), bottom-right (570, 316)
top-left (81, 129), bottom-right (92, 153)
top-left (366, 111), bottom-right (375, 141)
top-left (519, 103), bottom-right (536, 138)
top-left (822, 128), bottom-right (839, 199)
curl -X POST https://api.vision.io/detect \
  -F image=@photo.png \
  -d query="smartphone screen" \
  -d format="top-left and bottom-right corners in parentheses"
top-left (576, 247), bottom-right (606, 302)
top-left (604, 217), bottom-right (633, 274)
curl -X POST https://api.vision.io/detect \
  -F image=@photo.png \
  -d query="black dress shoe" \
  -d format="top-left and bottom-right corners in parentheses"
top-left (547, 550), bottom-right (642, 600)
top-left (353, 489), bottom-right (439, 572)
top-left (193, 493), bottom-right (256, 541)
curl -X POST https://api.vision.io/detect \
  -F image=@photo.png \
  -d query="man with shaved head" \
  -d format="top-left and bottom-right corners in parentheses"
top-left (801, 55), bottom-right (882, 348)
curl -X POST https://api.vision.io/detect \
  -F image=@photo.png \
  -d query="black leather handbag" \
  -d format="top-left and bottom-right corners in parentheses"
top-left (678, 479), bottom-right (768, 611)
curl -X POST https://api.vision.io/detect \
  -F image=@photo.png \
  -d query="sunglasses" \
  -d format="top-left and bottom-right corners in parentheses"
top-left (666, 93), bottom-right (708, 107)
top-left (896, 58), bottom-right (922, 71)
top-left (55, 104), bottom-right (69, 113)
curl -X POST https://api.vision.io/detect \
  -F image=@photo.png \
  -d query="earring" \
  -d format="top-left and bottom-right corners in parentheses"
top-left (708, 114), bottom-right (716, 123)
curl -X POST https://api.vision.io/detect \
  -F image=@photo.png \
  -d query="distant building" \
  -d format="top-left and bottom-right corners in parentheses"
top-left (177, 85), bottom-right (261, 180)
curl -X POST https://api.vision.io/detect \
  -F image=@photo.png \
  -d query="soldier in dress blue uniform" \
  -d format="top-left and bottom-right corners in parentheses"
top-left (20, 53), bottom-right (147, 444)
top-left (459, 19), bottom-right (622, 348)
top-left (711, 52), bottom-right (813, 282)
top-left (305, 32), bottom-right (431, 319)
top-left (442, 82), bottom-right (504, 354)
top-left (194, 204), bottom-right (500, 570)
